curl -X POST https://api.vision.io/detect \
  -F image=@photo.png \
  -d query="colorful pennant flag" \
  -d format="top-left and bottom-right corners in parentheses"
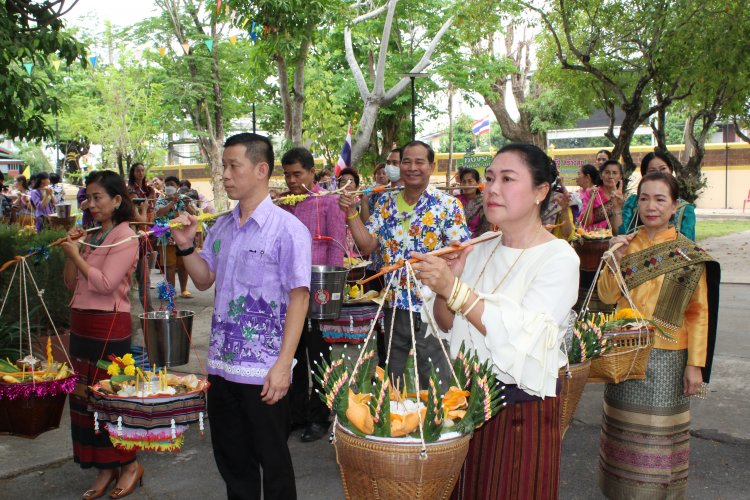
top-left (205, 39), bottom-right (214, 52)
top-left (89, 55), bottom-right (98, 68)
top-left (23, 62), bottom-right (33, 75)
top-left (216, 0), bottom-right (222, 14)
top-left (51, 60), bottom-right (61, 71)
top-left (240, 18), bottom-right (249, 29)
top-left (22, 165), bottom-right (31, 178)
top-left (229, 36), bottom-right (237, 45)
top-left (181, 42), bottom-right (190, 54)
top-left (158, 47), bottom-right (167, 57)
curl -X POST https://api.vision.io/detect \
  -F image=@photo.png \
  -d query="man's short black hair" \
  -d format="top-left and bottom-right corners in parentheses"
top-left (390, 148), bottom-right (402, 159)
top-left (281, 147), bottom-right (315, 171)
top-left (164, 175), bottom-right (180, 185)
top-left (402, 141), bottom-right (435, 164)
top-left (223, 133), bottom-right (275, 177)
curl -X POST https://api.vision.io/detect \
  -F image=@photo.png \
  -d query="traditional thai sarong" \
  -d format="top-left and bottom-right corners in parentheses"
top-left (599, 349), bottom-right (690, 499)
top-left (451, 387), bottom-right (561, 500)
top-left (597, 229), bottom-right (720, 499)
top-left (69, 309), bottom-right (136, 469)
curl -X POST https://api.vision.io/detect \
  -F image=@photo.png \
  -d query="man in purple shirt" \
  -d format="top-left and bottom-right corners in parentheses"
top-left (280, 147), bottom-right (346, 443)
top-left (172, 133), bottom-right (310, 500)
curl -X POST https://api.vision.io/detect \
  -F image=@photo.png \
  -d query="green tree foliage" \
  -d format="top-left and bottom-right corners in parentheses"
top-left (0, 2), bottom-right (86, 140)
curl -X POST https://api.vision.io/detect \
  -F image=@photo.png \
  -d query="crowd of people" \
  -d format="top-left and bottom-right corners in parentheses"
top-left (1, 138), bottom-right (717, 500)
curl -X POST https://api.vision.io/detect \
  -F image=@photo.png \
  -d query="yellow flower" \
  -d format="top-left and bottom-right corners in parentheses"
top-left (123, 365), bottom-right (136, 376)
top-left (423, 231), bottom-right (438, 250)
top-left (121, 353), bottom-right (135, 366)
top-left (422, 211), bottom-right (434, 226)
top-left (346, 390), bottom-right (374, 435)
top-left (615, 308), bottom-right (637, 320)
top-left (107, 363), bottom-right (121, 376)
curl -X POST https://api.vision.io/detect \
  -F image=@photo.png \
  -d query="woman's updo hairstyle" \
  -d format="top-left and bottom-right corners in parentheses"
top-left (85, 170), bottom-right (134, 225)
top-left (637, 172), bottom-right (679, 202)
top-left (581, 163), bottom-right (602, 187)
top-left (495, 143), bottom-right (557, 214)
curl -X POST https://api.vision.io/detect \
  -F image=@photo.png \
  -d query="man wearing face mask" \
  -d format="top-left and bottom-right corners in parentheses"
top-left (155, 176), bottom-right (197, 298)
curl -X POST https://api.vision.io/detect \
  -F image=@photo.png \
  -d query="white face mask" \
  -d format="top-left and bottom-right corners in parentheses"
top-left (165, 186), bottom-right (177, 195)
top-left (384, 165), bottom-right (401, 182)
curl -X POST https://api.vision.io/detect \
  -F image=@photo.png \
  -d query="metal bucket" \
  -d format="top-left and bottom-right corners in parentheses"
top-left (56, 203), bottom-right (72, 218)
top-left (309, 265), bottom-right (348, 320)
top-left (140, 310), bottom-right (194, 367)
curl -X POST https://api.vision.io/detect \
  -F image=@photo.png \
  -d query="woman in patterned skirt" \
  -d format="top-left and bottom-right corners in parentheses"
top-left (597, 172), bottom-right (720, 499)
top-left (414, 144), bottom-right (580, 499)
top-left (62, 171), bottom-right (143, 499)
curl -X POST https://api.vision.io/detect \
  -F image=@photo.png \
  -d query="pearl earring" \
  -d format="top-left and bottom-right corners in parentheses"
top-left (535, 199), bottom-right (540, 205)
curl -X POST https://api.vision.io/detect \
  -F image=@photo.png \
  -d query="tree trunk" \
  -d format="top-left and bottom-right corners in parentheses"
top-left (351, 101), bottom-right (381, 167)
top-left (116, 151), bottom-right (125, 177)
top-left (275, 30), bottom-right (312, 147)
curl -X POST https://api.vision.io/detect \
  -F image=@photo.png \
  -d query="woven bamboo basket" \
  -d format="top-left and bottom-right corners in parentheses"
top-left (334, 423), bottom-right (471, 499)
top-left (0, 392), bottom-right (67, 438)
top-left (588, 328), bottom-right (654, 384)
top-left (558, 360), bottom-right (591, 438)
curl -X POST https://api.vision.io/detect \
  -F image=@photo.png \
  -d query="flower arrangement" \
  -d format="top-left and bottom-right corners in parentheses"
top-left (95, 353), bottom-right (205, 397)
top-left (275, 193), bottom-right (309, 206)
top-left (568, 313), bottom-right (611, 364)
top-left (0, 337), bottom-right (76, 399)
top-left (596, 308), bottom-right (672, 340)
top-left (315, 343), bottom-right (505, 443)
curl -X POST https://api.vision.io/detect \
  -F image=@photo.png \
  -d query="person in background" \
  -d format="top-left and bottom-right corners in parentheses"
top-left (127, 163), bottom-right (156, 310)
top-left (579, 160), bottom-right (623, 233)
top-left (60, 170), bottom-right (143, 500)
top-left (30, 172), bottom-right (55, 232)
top-left (542, 174), bottom-right (576, 241)
top-left (619, 151), bottom-right (696, 240)
top-left (315, 169), bottom-right (333, 191)
top-left (0, 172), bottom-right (11, 221)
top-left (155, 176), bottom-right (196, 298)
top-left (171, 133), bottom-right (310, 500)
top-left (455, 167), bottom-right (490, 238)
top-left (338, 141), bottom-right (470, 387)
top-left (281, 147), bottom-right (346, 443)
top-left (597, 172), bottom-right (719, 499)
top-left (50, 172), bottom-right (66, 205)
top-left (337, 167), bottom-right (364, 255)
top-left (149, 176), bottom-right (164, 198)
top-left (373, 162), bottom-right (389, 187)
top-left (12, 175), bottom-right (33, 227)
top-left (572, 163), bottom-right (601, 219)
top-left (412, 143), bottom-right (579, 499)
top-left (595, 149), bottom-right (611, 168)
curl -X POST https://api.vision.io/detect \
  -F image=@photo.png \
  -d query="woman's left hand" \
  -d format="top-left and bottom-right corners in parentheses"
top-left (683, 365), bottom-right (703, 396)
top-left (612, 180), bottom-right (625, 207)
top-left (410, 245), bottom-right (473, 299)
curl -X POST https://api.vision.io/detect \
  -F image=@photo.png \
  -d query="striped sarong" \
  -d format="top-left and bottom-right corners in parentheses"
top-left (451, 394), bottom-right (561, 500)
top-left (69, 310), bottom-right (136, 469)
top-left (599, 348), bottom-right (690, 499)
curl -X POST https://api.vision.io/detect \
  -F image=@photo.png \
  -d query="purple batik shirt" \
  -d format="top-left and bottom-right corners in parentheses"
top-left (31, 188), bottom-right (55, 232)
top-left (199, 196), bottom-right (311, 385)
top-left (280, 183), bottom-right (347, 267)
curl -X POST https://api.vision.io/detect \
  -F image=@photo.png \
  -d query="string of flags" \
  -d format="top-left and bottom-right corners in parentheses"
top-left (20, 1), bottom-right (277, 76)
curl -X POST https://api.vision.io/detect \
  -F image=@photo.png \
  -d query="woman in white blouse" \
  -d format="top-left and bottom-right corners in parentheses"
top-left (412, 143), bottom-right (579, 500)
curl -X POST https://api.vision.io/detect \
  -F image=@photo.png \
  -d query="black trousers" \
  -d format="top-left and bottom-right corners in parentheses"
top-left (207, 375), bottom-right (296, 500)
top-left (290, 319), bottom-right (331, 426)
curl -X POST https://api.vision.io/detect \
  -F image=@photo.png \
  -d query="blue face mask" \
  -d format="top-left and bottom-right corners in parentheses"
top-left (385, 165), bottom-right (401, 182)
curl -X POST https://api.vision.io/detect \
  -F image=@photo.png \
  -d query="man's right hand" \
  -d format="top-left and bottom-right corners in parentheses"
top-left (338, 191), bottom-right (357, 218)
top-left (171, 213), bottom-right (198, 248)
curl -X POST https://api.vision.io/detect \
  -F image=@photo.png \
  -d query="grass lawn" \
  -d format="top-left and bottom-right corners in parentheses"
top-left (696, 220), bottom-right (750, 240)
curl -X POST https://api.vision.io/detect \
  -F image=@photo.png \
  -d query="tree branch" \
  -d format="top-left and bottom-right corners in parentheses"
top-left (344, 27), bottom-right (371, 100)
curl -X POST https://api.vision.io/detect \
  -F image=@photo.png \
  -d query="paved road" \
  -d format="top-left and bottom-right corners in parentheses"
top-left (1, 230), bottom-right (748, 499)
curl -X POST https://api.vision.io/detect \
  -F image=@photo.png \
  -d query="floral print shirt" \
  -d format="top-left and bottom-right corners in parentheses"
top-left (366, 185), bottom-right (470, 311)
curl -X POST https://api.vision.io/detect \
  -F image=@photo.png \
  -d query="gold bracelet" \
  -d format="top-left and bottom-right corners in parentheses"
top-left (448, 282), bottom-right (471, 313)
top-left (445, 277), bottom-right (460, 308)
top-left (347, 210), bottom-right (360, 221)
top-left (461, 294), bottom-right (482, 317)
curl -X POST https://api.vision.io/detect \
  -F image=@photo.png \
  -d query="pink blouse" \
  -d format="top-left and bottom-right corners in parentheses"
top-left (578, 187), bottom-right (609, 230)
top-left (69, 221), bottom-right (139, 312)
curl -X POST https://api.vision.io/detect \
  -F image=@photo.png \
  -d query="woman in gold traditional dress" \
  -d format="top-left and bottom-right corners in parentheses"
top-left (597, 172), bottom-right (720, 499)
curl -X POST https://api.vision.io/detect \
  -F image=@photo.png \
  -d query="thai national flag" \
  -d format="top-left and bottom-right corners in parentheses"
top-left (472, 116), bottom-right (491, 137)
top-left (335, 123), bottom-right (352, 177)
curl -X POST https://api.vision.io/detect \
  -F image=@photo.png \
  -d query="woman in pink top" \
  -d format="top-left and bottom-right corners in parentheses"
top-left (578, 160), bottom-right (624, 233)
top-left (61, 171), bottom-right (143, 500)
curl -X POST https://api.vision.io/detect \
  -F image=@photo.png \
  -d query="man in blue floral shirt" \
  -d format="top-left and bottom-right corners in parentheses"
top-left (155, 175), bottom-right (196, 297)
top-left (339, 141), bottom-right (469, 385)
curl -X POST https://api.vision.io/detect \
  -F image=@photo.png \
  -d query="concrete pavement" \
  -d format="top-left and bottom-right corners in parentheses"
top-left (1, 227), bottom-right (749, 499)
